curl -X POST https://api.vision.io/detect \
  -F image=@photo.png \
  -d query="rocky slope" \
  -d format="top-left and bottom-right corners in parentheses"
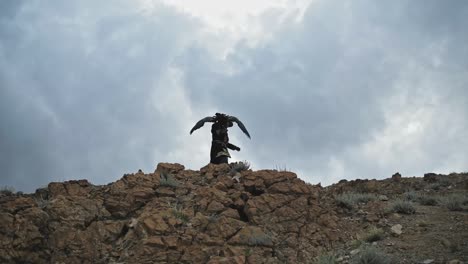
top-left (0, 163), bottom-right (467, 263)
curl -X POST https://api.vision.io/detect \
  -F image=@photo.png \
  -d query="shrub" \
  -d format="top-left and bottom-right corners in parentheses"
top-left (275, 164), bottom-right (291, 172)
top-left (354, 193), bottom-right (377, 203)
top-left (438, 178), bottom-right (452, 187)
top-left (428, 183), bottom-right (441, 190)
top-left (336, 192), bottom-right (377, 210)
top-left (208, 213), bottom-right (220, 223)
top-left (350, 239), bottom-right (363, 249)
top-left (316, 253), bottom-right (338, 264)
top-left (35, 196), bottom-right (49, 209)
top-left (441, 194), bottom-right (464, 211)
top-left (229, 161), bottom-right (251, 175)
top-left (402, 191), bottom-right (419, 201)
top-left (247, 233), bottom-right (273, 246)
top-left (169, 203), bottom-right (190, 223)
top-left (390, 200), bottom-right (416, 214)
top-left (350, 247), bottom-right (391, 264)
top-left (172, 210), bottom-right (190, 223)
top-left (418, 195), bottom-right (438, 206)
top-left (417, 221), bottom-right (429, 227)
top-left (0, 186), bottom-right (15, 196)
top-left (364, 228), bottom-right (385, 243)
top-left (336, 194), bottom-right (354, 210)
top-left (159, 172), bottom-right (179, 187)
top-left (429, 178), bottom-right (451, 190)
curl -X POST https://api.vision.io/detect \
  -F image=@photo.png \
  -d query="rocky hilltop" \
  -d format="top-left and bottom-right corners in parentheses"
top-left (0, 163), bottom-right (467, 263)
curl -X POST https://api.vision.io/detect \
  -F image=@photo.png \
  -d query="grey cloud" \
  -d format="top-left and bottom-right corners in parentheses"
top-left (179, 0), bottom-right (468, 182)
top-left (1, 0), bottom-right (467, 192)
top-left (0, 0), bottom-right (24, 20)
top-left (0, 1), bottom-right (200, 192)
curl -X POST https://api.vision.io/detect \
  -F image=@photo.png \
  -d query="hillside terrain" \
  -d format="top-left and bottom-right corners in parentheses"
top-left (0, 163), bottom-right (467, 263)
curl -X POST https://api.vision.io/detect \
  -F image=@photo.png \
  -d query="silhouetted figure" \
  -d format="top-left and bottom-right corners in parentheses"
top-left (190, 113), bottom-right (251, 164)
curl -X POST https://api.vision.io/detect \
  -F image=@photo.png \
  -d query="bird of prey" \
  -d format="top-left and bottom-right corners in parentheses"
top-left (190, 113), bottom-right (251, 139)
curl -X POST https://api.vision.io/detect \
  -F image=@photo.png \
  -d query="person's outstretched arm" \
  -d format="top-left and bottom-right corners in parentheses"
top-left (227, 143), bottom-right (240, 151)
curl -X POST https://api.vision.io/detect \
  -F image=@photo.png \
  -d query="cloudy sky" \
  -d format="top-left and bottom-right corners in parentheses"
top-left (1, 0), bottom-right (467, 193)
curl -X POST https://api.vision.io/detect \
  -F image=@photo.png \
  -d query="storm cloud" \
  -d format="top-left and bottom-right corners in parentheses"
top-left (0, 0), bottom-right (202, 191)
top-left (179, 0), bottom-right (468, 183)
top-left (1, 0), bottom-right (467, 192)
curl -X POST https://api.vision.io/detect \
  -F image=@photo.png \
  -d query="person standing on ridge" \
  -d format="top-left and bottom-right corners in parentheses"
top-left (190, 113), bottom-right (251, 164)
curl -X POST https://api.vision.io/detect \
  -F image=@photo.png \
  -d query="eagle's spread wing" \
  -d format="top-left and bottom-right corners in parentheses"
top-left (190, 116), bottom-right (215, 134)
top-left (228, 116), bottom-right (251, 139)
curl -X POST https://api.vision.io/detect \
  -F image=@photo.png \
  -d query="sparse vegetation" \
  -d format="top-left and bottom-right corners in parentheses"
top-left (2, 165), bottom-right (467, 263)
top-left (364, 227), bottom-right (385, 243)
top-left (34, 196), bottom-right (49, 209)
top-left (350, 247), bottom-right (391, 264)
top-left (315, 253), bottom-right (338, 264)
top-left (350, 239), bottom-right (363, 249)
top-left (417, 221), bottom-right (429, 227)
top-left (159, 172), bottom-right (179, 187)
top-left (172, 210), bottom-right (190, 223)
top-left (169, 203), bottom-right (190, 223)
top-left (429, 178), bottom-right (451, 190)
top-left (440, 194), bottom-right (464, 211)
top-left (418, 195), bottom-right (438, 206)
top-left (438, 178), bottom-right (452, 187)
top-left (402, 191), bottom-right (419, 201)
top-left (229, 161), bottom-right (251, 175)
top-left (247, 233), bottom-right (272, 246)
top-left (449, 241), bottom-right (461, 253)
top-left (390, 200), bottom-right (416, 214)
top-left (208, 213), bottom-right (220, 223)
top-left (275, 164), bottom-right (291, 172)
top-left (336, 196), bottom-right (353, 210)
top-left (336, 192), bottom-right (377, 210)
top-left (0, 186), bottom-right (15, 195)
top-left (463, 195), bottom-right (468, 206)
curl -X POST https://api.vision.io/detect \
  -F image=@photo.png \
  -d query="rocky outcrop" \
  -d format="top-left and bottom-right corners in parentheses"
top-left (3, 166), bottom-right (467, 263)
top-left (0, 163), bottom-right (346, 263)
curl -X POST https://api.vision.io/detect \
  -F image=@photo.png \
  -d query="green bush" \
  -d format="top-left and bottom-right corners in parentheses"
top-left (159, 172), bottom-right (179, 187)
top-left (441, 194), bottom-right (464, 211)
top-left (418, 195), bottom-right (438, 206)
top-left (438, 178), bottom-right (452, 187)
top-left (429, 178), bottom-right (451, 190)
top-left (364, 228), bottom-right (385, 243)
top-left (350, 247), bottom-right (391, 264)
top-left (402, 191), bottom-right (419, 201)
top-left (390, 200), bottom-right (416, 214)
top-left (336, 192), bottom-right (377, 210)
top-left (172, 210), bottom-right (189, 223)
top-left (350, 239), bottom-right (363, 249)
top-left (169, 203), bottom-right (190, 223)
top-left (316, 253), bottom-right (338, 264)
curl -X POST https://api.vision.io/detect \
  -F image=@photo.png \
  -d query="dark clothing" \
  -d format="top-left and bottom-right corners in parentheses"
top-left (190, 112), bottom-right (247, 164)
top-left (211, 122), bottom-right (229, 142)
top-left (210, 122), bottom-right (238, 164)
top-left (211, 155), bottom-right (228, 164)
